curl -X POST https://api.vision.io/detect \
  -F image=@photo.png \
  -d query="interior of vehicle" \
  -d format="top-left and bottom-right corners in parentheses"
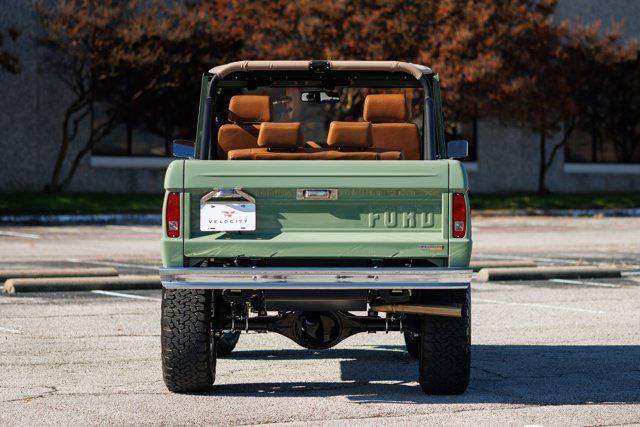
top-left (213, 81), bottom-right (425, 160)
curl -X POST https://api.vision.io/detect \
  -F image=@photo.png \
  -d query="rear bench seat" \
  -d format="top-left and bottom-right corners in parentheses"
top-left (228, 121), bottom-right (403, 160)
top-left (364, 94), bottom-right (421, 160)
top-left (217, 95), bottom-right (271, 159)
top-left (228, 122), bottom-right (305, 159)
top-left (325, 121), bottom-right (403, 160)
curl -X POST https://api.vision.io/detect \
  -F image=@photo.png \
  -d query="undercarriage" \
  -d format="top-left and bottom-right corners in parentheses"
top-left (213, 289), bottom-right (458, 350)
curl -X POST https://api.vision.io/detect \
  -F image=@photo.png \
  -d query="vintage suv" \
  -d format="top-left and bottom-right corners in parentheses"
top-left (160, 60), bottom-right (472, 395)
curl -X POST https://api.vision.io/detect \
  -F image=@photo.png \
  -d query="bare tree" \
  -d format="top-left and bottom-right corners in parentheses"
top-left (37, 1), bottom-right (129, 192)
top-left (0, 27), bottom-right (20, 74)
top-left (37, 0), bottom-right (243, 192)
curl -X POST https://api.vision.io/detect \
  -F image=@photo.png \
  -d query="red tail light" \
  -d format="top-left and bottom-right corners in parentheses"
top-left (452, 193), bottom-right (467, 238)
top-left (166, 192), bottom-right (181, 238)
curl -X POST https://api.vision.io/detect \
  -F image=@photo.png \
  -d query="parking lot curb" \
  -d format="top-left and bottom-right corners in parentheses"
top-left (469, 260), bottom-right (536, 271)
top-left (476, 266), bottom-right (622, 282)
top-left (3, 275), bottom-right (161, 293)
top-left (0, 268), bottom-right (118, 282)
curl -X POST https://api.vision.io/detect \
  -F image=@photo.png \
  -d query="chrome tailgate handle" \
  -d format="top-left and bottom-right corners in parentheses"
top-left (296, 188), bottom-right (338, 200)
top-left (200, 187), bottom-right (255, 204)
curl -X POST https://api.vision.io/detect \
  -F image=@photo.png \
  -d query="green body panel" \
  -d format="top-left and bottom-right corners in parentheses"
top-left (183, 160), bottom-right (448, 189)
top-left (163, 160), bottom-right (184, 191)
top-left (160, 160), bottom-right (472, 266)
top-left (184, 232), bottom-right (448, 260)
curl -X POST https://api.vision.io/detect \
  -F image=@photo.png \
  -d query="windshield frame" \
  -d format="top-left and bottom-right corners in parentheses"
top-left (197, 69), bottom-right (440, 161)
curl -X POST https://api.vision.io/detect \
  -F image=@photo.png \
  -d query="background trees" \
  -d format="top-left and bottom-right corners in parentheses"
top-left (37, 1), bottom-right (137, 191)
top-left (37, 0), bottom-right (242, 191)
top-left (35, 0), bottom-right (640, 192)
top-left (0, 27), bottom-right (20, 74)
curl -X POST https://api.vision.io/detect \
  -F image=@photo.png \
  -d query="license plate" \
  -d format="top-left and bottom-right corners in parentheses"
top-left (200, 203), bottom-right (256, 231)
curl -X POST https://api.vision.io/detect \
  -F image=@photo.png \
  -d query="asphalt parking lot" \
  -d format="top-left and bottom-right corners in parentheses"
top-left (1, 217), bottom-right (640, 425)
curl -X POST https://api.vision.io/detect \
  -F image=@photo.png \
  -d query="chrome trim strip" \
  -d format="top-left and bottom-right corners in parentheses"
top-left (160, 267), bottom-right (471, 290)
top-left (200, 187), bottom-right (255, 204)
top-left (162, 282), bottom-right (469, 290)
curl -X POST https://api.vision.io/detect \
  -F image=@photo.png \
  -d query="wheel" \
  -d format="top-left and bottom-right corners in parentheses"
top-left (418, 288), bottom-right (471, 395)
top-left (404, 331), bottom-right (420, 358)
top-left (216, 331), bottom-right (240, 357)
top-left (161, 289), bottom-right (216, 393)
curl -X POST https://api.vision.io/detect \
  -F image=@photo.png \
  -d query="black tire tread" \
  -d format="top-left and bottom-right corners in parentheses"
top-left (419, 289), bottom-right (471, 395)
top-left (161, 289), bottom-right (215, 393)
top-left (404, 331), bottom-right (420, 359)
top-left (216, 331), bottom-right (240, 357)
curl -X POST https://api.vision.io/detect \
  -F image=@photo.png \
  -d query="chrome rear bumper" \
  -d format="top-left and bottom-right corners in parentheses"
top-left (160, 267), bottom-right (471, 290)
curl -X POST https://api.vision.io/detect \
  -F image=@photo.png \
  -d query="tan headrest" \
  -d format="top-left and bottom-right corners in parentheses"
top-left (257, 122), bottom-right (303, 148)
top-left (363, 94), bottom-right (409, 123)
top-left (326, 122), bottom-right (371, 148)
top-left (228, 95), bottom-right (271, 122)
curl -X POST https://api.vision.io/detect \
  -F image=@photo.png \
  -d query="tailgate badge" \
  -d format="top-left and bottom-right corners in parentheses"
top-left (419, 244), bottom-right (445, 251)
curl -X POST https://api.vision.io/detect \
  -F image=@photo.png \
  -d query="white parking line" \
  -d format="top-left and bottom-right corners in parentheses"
top-left (105, 225), bottom-right (158, 233)
top-left (0, 326), bottom-right (20, 334)
top-left (91, 290), bottom-right (160, 301)
top-left (550, 278), bottom-right (619, 288)
top-left (474, 297), bottom-right (606, 314)
top-left (66, 258), bottom-right (159, 270)
top-left (0, 231), bottom-right (40, 239)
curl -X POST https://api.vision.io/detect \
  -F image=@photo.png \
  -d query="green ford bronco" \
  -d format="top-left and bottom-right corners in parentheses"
top-left (160, 60), bottom-right (472, 395)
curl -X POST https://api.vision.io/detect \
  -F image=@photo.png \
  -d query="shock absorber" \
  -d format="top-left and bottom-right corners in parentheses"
top-left (229, 302), bottom-right (249, 332)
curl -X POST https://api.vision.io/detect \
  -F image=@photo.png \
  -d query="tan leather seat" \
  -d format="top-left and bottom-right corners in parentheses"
top-left (257, 122), bottom-right (304, 149)
top-left (256, 151), bottom-right (378, 160)
top-left (228, 122), bottom-right (303, 160)
top-left (229, 149), bottom-right (382, 160)
top-left (364, 94), bottom-right (421, 160)
top-left (326, 121), bottom-right (372, 150)
top-left (228, 120), bottom-right (403, 160)
top-left (217, 95), bottom-right (271, 159)
top-left (374, 149), bottom-right (404, 160)
top-left (325, 121), bottom-right (403, 160)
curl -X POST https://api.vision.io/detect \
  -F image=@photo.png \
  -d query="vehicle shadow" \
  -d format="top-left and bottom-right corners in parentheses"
top-left (213, 344), bottom-right (640, 404)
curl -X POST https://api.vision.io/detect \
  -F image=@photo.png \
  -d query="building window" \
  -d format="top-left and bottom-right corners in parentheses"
top-left (91, 81), bottom-right (197, 157)
top-left (92, 123), bottom-right (170, 157)
top-left (445, 117), bottom-right (478, 161)
top-left (565, 121), bottom-right (640, 163)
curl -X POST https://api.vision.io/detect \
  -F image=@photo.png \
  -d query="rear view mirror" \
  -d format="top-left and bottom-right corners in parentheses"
top-left (301, 91), bottom-right (340, 104)
top-left (172, 139), bottom-right (195, 158)
top-left (447, 140), bottom-right (468, 159)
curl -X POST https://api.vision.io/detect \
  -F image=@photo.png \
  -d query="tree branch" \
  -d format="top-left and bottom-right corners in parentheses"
top-left (544, 120), bottom-right (576, 171)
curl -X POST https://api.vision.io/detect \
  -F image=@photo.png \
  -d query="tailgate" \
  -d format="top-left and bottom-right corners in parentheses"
top-left (182, 160), bottom-right (449, 260)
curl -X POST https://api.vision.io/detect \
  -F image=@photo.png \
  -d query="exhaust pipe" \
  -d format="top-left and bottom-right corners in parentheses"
top-left (371, 304), bottom-right (462, 317)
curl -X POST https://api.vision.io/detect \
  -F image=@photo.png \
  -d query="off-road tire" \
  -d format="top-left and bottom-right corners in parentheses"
top-left (161, 289), bottom-right (216, 393)
top-left (404, 331), bottom-right (420, 358)
top-left (418, 288), bottom-right (471, 395)
top-left (216, 331), bottom-right (240, 357)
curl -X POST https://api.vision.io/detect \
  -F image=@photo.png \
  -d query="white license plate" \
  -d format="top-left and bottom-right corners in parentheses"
top-left (200, 203), bottom-right (256, 231)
